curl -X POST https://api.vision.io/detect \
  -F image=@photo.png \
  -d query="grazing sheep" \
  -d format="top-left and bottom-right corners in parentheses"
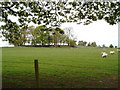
top-left (101, 52), bottom-right (108, 58)
top-left (110, 51), bottom-right (115, 55)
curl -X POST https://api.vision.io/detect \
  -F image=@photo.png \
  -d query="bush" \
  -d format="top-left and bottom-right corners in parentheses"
top-left (109, 44), bottom-right (114, 48)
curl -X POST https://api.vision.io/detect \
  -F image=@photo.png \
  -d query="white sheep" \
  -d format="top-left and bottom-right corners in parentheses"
top-left (110, 51), bottom-right (115, 55)
top-left (101, 52), bottom-right (108, 58)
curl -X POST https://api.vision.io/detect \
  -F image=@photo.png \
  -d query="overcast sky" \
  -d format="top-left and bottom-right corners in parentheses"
top-left (0, 19), bottom-right (118, 47)
top-left (60, 20), bottom-right (118, 47)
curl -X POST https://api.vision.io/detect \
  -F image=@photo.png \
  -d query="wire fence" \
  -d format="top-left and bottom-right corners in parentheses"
top-left (2, 60), bottom-right (115, 71)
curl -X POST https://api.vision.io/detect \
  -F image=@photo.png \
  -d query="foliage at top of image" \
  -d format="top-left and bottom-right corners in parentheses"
top-left (0, 1), bottom-right (119, 27)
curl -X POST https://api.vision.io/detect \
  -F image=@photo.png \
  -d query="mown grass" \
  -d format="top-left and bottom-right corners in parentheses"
top-left (2, 47), bottom-right (118, 88)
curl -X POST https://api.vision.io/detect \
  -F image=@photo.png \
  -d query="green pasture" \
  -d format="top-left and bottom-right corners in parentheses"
top-left (2, 47), bottom-right (118, 88)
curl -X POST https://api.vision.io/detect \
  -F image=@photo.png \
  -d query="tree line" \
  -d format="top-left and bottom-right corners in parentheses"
top-left (3, 24), bottom-right (76, 47)
top-left (78, 41), bottom-right (97, 47)
top-left (78, 40), bottom-right (117, 48)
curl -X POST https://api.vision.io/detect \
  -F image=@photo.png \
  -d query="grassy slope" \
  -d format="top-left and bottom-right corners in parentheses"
top-left (2, 47), bottom-right (118, 88)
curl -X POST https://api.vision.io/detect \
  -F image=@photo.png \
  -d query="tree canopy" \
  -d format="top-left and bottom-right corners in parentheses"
top-left (0, 1), bottom-right (120, 27)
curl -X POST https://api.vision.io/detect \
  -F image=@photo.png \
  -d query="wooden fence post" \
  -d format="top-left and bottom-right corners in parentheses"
top-left (34, 59), bottom-right (39, 88)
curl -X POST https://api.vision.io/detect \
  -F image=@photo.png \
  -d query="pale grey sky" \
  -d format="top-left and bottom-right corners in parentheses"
top-left (60, 20), bottom-right (118, 47)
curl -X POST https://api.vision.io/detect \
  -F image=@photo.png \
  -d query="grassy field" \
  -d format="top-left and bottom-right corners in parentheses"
top-left (2, 47), bottom-right (118, 88)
